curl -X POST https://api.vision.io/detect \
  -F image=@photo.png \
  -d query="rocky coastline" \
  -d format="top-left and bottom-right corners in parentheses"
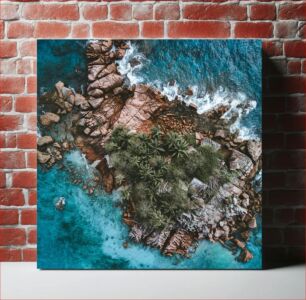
top-left (38, 40), bottom-right (262, 263)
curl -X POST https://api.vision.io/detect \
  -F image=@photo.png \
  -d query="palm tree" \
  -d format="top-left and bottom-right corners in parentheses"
top-left (164, 132), bottom-right (189, 159)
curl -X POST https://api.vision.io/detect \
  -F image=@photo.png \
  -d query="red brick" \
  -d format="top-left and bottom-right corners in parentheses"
top-left (20, 40), bottom-right (36, 57)
top-left (34, 22), bottom-right (70, 38)
top-left (275, 21), bottom-right (298, 38)
top-left (268, 76), bottom-right (306, 94)
top-left (27, 75), bottom-right (37, 93)
top-left (21, 209), bottom-right (37, 225)
top-left (234, 22), bottom-right (273, 38)
top-left (6, 134), bottom-right (16, 148)
top-left (110, 4), bottom-right (132, 21)
top-left (17, 59), bottom-right (34, 74)
top-left (168, 21), bottom-right (230, 38)
top-left (71, 23), bottom-right (89, 38)
top-left (12, 171), bottom-right (36, 188)
top-left (0, 151), bottom-right (25, 169)
top-left (93, 22), bottom-right (139, 38)
top-left (26, 114), bottom-right (37, 131)
top-left (28, 228), bottom-right (37, 244)
top-left (269, 151), bottom-right (305, 170)
top-left (0, 20), bottom-right (4, 39)
top-left (286, 133), bottom-right (306, 149)
top-left (7, 22), bottom-right (33, 38)
top-left (0, 171), bottom-right (5, 188)
top-left (142, 21), bottom-right (164, 38)
top-left (287, 61), bottom-right (301, 74)
top-left (0, 135), bottom-right (4, 148)
top-left (263, 247), bottom-right (287, 263)
top-left (0, 248), bottom-right (22, 262)
top-left (295, 209), bottom-right (305, 225)
top-left (0, 96), bottom-right (13, 112)
top-left (0, 189), bottom-right (25, 206)
top-left (17, 133), bottom-right (36, 149)
top-left (183, 4), bottom-right (246, 20)
top-left (0, 76), bottom-right (25, 94)
top-left (27, 151), bottom-right (37, 169)
top-left (133, 4), bottom-right (153, 20)
top-left (23, 4), bottom-right (79, 20)
top-left (284, 41), bottom-right (306, 58)
top-left (264, 228), bottom-right (283, 245)
top-left (0, 228), bottom-right (26, 246)
top-left (0, 115), bottom-right (22, 131)
top-left (279, 3), bottom-right (306, 20)
top-left (263, 97), bottom-right (285, 113)
top-left (303, 60), bottom-right (306, 73)
top-left (284, 228), bottom-right (305, 246)
top-left (265, 172), bottom-right (286, 189)
top-left (250, 4), bottom-right (276, 20)
top-left (287, 247), bottom-right (305, 263)
top-left (0, 209), bottom-right (19, 225)
top-left (28, 189), bottom-right (37, 205)
top-left (299, 24), bottom-right (306, 39)
top-left (262, 41), bottom-right (283, 57)
top-left (0, 4), bottom-right (19, 20)
top-left (286, 171), bottom-right (305, 189)
top-left (15, 95), bottom-right (36, 112)
top-left (263, 133), bottom-right (284, 150)
top-left (0, 41), bottom-right (17, 58)
top-left (82, 5), bottom-right (107, 21)
top-left (23, 248), bottom-right (37, 261)
top-left (280, 114), bottom-right (306, 131)
top-left (156, 4), bottom-right (180, 20)
top-left (285, 96), bottom-right (305, 113)
top-left (268, 190), bottom-right (304, 206)
top-left (0, 59), bottom-right (17, 75)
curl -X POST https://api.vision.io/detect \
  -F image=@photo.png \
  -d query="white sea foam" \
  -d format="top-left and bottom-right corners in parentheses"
top-left (116, 42), bottom-right (259, 140)
top-left (117, 41), bottom-right (147, 86)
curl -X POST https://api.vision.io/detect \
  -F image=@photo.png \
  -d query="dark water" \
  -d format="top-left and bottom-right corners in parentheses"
top-left (37, 40), bottom-right (262, 269)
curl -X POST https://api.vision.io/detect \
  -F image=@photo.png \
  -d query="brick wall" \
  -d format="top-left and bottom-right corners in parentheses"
top-left (0, 0), bottom-right (305, 265)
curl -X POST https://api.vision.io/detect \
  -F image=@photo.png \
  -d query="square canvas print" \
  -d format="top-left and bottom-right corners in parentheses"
top-left (37, 39), bottom-right (262, 270)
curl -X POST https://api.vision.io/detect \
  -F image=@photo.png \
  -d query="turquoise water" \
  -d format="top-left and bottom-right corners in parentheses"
top-left (37, 40), bottom-right (262, 269)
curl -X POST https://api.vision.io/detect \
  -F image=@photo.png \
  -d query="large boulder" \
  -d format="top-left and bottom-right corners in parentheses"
top-left (88, 73), bottom-right (123, 92)
top-left (40, 112), bottom-right (60, 126)
top-left (247, 140), bottom-right (262, 162)
top-left (88, 98), bottom-right (103, 109)
top-left (37, 151), bottom-right (51, 164)
top-left (162, 229), bottom-right (194, 257)
top-left (229, 149), bottom-right (253, 177)
top-left (37, 136), bottom-right (53, 147)
top-left (201, 137), bottom-right (221, 151)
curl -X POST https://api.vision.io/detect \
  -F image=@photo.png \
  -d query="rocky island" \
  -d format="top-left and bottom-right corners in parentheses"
top-left (38, 40), bottom-right (262, 264)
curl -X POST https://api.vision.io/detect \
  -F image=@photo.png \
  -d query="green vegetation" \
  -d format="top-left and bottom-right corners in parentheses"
top-left (105, 127), bottom-right (228, 230)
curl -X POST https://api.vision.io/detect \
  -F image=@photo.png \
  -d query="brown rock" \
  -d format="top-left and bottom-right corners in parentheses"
top-left (40, 112), bottom-right (60, 126)
top-left (237, 248), bottom-right (253, 263)
top-left (37, 136), bottom-right (53, 147)
top-left (37, 150), bottom-right (51, 164)
top-left (97, 158), bottom-right (114, 193)
top-left (88, 98), bottom-right (103, 109)
top-left (88, 74), bottom-right (123, 92)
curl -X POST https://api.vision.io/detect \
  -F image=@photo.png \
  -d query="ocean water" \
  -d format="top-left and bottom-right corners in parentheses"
top-left (118, 40), bottom-right (262, 139)
top-left (37, 40), bottom-right (262, 269)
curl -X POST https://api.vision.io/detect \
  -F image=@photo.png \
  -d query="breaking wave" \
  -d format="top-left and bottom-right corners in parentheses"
top-left (117, 41), bottom-right (260, 140)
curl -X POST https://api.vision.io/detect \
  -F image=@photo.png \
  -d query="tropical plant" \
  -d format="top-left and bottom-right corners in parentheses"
top-left (104, 126), bottom-right (227, 231)
top-left (164, 132), bottom-right (189, 159)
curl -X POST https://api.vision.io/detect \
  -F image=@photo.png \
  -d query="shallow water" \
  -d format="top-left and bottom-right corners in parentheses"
top-left (37, 40), bottom-right (262, 269)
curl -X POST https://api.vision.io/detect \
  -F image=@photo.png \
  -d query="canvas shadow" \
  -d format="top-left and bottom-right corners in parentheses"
top-left (262, 52), bottom-right (305, 269)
